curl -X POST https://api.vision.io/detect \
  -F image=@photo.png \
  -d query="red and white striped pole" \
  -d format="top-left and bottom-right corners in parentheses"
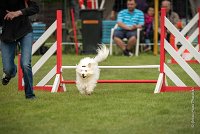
top-left (160, 8), bottom-right (166, 92)
top-left (56, 10), bottom-right (62, 78)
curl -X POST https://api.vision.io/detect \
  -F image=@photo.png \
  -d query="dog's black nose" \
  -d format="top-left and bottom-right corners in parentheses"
top-left (82, 74), bottom-right (86, 78)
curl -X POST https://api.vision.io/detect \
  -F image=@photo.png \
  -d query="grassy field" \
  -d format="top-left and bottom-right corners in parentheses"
top-left (0, 53), bottom-right (199, 134)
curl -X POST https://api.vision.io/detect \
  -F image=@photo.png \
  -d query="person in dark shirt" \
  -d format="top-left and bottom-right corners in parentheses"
top-left (110, 0), bottom-right (127, 20)
top-left (0, 0), bottom-right (39, 99)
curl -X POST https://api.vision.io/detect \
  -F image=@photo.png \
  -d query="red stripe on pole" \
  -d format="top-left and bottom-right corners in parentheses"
top-left (57, 10), bottom-right (62, 74)
top-left (160, 8), bottom-right (166, 74)
top-left (33, 86), bottom-right (52, 91)
top-left (160, 8), bottom-right (166, 91)
top-left (61, 80), bottom-right (157, 84)
top-left (71, 8), bottom-right (79, 55)
top-left (163, 86), bottom-right (200, 92)
top-left (171, 59), bottom-right (199, 64)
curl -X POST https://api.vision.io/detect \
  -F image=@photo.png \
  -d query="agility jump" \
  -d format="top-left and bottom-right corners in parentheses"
top-left (154, 8), bottom-right (200, 93)
top-left (18, 9), bottom-right (200, 93)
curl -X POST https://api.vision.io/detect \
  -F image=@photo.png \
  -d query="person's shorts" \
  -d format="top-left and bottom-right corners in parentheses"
top-left (113, 29), bottom-right (137, 39)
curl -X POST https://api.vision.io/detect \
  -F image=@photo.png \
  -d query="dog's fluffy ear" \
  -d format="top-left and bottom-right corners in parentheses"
top-left (88, 62), bottom-right (96, 68)
top-left (88, 63), bottom-right (92, 68)
top-left (76, 65), bottom-right (81, 73)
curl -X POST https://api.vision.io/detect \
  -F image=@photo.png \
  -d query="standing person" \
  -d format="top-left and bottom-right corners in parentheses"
top-left (0, 0), bottom-right (39, 99)
top-left (113, 0), bottom-right (144, 56)
top-left (144, 6), bottom-right (154, 52)
top-left (110, 0), bottom-right (127, 20)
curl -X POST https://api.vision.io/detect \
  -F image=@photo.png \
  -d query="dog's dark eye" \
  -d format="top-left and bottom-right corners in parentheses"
top-left (85, 70), bottom-right (87, 72)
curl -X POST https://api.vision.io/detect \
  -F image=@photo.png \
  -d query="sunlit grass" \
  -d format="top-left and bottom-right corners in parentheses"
top-left (0, 53), bottom-right (199, 134)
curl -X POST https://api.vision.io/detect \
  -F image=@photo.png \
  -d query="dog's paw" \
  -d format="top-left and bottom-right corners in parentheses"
top-left (86, 90), bottom-right (93, 95)
top-left (86, 92), bottom-right (91, 95)
top-left (77, 88), bottom-right (85, 94)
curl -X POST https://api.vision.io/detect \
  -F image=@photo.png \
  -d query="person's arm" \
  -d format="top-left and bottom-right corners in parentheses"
top-left (118, 22), bottom-right (132, 30)
top-left (133, 11), bottom-right (144, 29)
top-left (4, 1), bottom-right (39, 21)
top-left (110, 10), bottom-right (116, 20)
top-left (21, 1), bottom-right (39, 16)
top-left (4, 10), bottom-right (23, 20)
top-left (110, 0), bottom-right (118, 20)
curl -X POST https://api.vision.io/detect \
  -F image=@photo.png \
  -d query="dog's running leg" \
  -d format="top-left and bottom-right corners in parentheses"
top-left (86, 85), bottom-right (95, 95)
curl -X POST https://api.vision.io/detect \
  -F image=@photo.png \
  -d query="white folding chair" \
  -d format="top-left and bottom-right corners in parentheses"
top-left (109, 24), bottom-right (141, 56)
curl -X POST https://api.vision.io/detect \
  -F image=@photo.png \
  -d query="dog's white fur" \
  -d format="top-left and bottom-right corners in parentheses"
top-left (76, 45), bottom-right (109, 95)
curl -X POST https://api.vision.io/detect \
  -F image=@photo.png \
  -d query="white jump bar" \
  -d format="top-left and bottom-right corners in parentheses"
top-left (62, 65), bottom-right (160, 69)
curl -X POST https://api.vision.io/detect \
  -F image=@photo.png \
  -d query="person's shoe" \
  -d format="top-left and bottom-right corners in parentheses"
top-left (128, 51), bottom-right (133, 57)
top-left (144, 46), bottom-right (151, 52)
top-left (123, 49), bottom-right (133, 57)
top-left (123, 50), bottom-right (129, 56)
top-left (2, 73), bottom-right (11, 85)
top-left (26, 96), bottom-right (36, 100)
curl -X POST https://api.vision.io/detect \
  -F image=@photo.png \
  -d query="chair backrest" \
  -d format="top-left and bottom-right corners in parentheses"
top-left (101, 20), bottom-right (117, 44)
top-left (32, 22), bottom-right (46, 42)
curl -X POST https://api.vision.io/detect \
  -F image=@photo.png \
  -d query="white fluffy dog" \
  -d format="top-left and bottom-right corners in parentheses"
top-left (76, 45), bottom-right (109, 95)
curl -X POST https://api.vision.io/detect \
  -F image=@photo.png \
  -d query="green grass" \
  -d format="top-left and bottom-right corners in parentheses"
top-left (0, 53), bottom-right (200, 134)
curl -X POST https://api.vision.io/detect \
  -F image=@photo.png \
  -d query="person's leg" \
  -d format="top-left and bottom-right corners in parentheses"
top-left (1, 41), bottom-right (17, 85)
top-left (122, 30), bottom-right (137, 56)
top-left (19, 32), bottom-right (35, 99)
top-left (144, 38), bottom-right (151, 52)
top-left (113, 37), bottom-right (126, 50)
top-left (113, 30), bottom-right (126, 51)
top-left (126, 30), bottom-right (137, 50)
top-left (127, 36), bottom-right (136, 50)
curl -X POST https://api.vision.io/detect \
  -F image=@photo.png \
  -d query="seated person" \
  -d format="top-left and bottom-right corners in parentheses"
top-left (113, 0), bottom-right (144, 56)
top-left (161, 0), bottom-right (180, 26)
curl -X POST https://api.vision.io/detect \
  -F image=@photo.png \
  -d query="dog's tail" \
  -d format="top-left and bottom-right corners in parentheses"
top-left (94, 45), bottom-right (109, 63)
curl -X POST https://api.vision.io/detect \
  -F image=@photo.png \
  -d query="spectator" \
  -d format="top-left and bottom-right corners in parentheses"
top-left (0, 0), bottom-right (39, 99)
top-left (161, 0), bottom-right (180, 26)
top-left (110, 0), bottom-right (148, 20)
top-left (113, 0), bottom-right (144, 56)
top-left (144, 6), bottom-right (154, 52)
top-left (110, 0), bottom-right (127, 20)
top-left (70, 0), bottom-right (80, 19)
top-left (160, 0), bottom-right (181, 41)
top-left (135, 0), bottom-right (148, 13)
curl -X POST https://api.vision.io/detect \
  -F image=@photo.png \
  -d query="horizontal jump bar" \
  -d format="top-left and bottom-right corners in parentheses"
top-left (62, 65), bottom-right (160, 69)
top-left (61, 80), bottom-right (157, 84)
